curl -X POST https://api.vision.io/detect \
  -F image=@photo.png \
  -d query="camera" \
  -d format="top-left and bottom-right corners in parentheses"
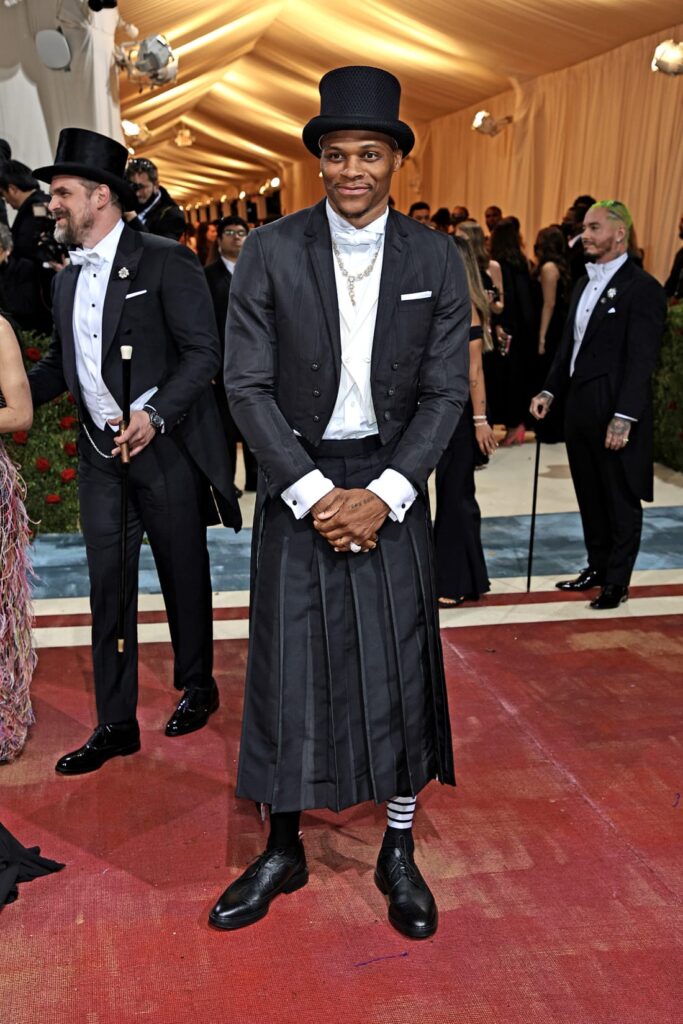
top-left (31, 203), bottom-right (69, 266)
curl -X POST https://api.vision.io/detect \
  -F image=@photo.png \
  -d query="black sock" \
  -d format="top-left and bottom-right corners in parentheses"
top-left (267, 810), bottom-right (301, 850)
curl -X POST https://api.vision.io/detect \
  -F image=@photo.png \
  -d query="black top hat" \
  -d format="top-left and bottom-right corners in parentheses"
top-left (302, 66), bottom-right (415, 157)
top-left (33, 128), bottom-right (135, 209)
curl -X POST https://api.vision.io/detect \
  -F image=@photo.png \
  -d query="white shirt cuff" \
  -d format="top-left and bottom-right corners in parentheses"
top-left (615, 413), bottom-right (637, 422)
top-left (367, 468), bottom-right (417, 523)
top-left (281, 470), bottom-right (335, 519)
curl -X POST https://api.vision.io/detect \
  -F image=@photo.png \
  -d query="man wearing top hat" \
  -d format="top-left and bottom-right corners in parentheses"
top-left (212, 66), bottom-right (469, 938)
top-left (28, 128), bottom-right (241, 775)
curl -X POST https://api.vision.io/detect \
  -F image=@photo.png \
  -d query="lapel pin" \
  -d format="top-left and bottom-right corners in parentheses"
top-left (607, 287), bottom-right (617, 299)
top-left (118, 267), bottom-right (130, 279)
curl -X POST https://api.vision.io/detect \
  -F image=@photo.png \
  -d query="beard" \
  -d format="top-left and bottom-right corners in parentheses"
top-left (54, 208), bottom-right (95, 247)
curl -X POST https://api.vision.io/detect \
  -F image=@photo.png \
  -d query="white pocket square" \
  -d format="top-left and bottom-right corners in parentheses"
top-left (401, 290), bottom-right (432, 301)
top-left (607, 307), bottom-right (616, 314)
top-left (125, 290), bottom-right (147, 300)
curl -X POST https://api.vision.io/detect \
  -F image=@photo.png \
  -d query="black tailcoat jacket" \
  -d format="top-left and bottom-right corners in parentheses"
top-left (544, 259), bottom-right (666, 501)
top-left (29, 224), bottom-right (241, 529)
top-left (224, 201), bottom-right (470, 813)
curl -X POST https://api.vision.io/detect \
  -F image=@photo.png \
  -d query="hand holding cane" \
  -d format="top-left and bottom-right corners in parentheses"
top-left (117, 345), bottom-right (133, 654)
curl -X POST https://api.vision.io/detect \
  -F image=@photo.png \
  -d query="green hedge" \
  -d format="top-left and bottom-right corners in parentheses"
top-left (5, 330), bottom-right (80, 534)
top-left (653, 303), bottom-right (683, 474)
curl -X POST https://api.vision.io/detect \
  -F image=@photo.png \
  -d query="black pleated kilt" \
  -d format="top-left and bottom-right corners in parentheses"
top-left (236, 437), bottom-right (456, 814)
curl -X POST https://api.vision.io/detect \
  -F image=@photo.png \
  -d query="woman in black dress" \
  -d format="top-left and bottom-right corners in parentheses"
top-left (434, 236), bottom-right (497, 607)
top-left (531, 225), bottom-right (571, 443)
top-left (489, 217), bottom-right (536, 445)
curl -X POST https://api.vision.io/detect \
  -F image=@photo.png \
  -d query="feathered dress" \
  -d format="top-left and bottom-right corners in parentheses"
top-left (0, 441), bottom-right (36, 762)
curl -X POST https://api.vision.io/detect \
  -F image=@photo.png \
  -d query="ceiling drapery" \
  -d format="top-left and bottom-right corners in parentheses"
top-left (117, 0), bottom-right (677, 205)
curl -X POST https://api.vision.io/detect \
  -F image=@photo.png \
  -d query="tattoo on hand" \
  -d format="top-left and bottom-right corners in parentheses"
top-left (348, 496), bottom-right (376, 511)
top-left (610, 418), bottom-right (628, 436)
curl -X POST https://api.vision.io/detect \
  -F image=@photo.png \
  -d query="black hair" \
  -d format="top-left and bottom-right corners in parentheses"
top-left (408, 202), bottom-right (430, 216)
top-left (217, 215), bottom-right (249, 236)
top-left (0, 160), bottom-right (39, 193)
top-left (125, 158), bottom-right (159, 185)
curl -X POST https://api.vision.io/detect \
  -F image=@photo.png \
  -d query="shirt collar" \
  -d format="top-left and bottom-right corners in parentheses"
top-left (72, 219), bottom-right (125, 264)
top-left (325, 200), bottom-right (389, 245)
top-left (585, 251), bottom-right (628, 281)
top-left (221, 256), bottom-right (236, 274)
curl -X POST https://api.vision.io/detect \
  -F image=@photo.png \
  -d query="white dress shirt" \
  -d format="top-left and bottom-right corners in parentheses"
top-left (281, 201), bottom-right (417, 522)
top-left (220, 256), bottom-right (236, 275)
top-left (70, 219), bottom-right (157, 430)
top-left (570, 252), bottom-right (628, 375)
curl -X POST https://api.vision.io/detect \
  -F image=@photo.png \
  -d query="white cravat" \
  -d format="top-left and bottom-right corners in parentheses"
top-left (281, 201), bottom-right (417, 523)
top-left (570, 252), bottom-right (628, 375)
top-left (71, 219), bottom-right (157, 430)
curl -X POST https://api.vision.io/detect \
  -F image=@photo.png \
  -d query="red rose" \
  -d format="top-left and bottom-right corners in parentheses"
top-left (11, 431), bottom-right (29, 445)
top-left (24, 347), bottom-right (42, 362)
top-left (60, 468), bottom-right (77, 482)
top-left (67, 394), bottom-right (76, 405)
top-left (45, 493), bottom-right (61, 505)
top-left (35, 457), bottom-right (51, 473)
top-left (59, 416), bottom-right (77, 430)
top-left (63, 441), bottom-right (77, 456)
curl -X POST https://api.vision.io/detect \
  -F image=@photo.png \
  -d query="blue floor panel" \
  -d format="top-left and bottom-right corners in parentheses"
top-left (30, 507), bottom-right (683, 600)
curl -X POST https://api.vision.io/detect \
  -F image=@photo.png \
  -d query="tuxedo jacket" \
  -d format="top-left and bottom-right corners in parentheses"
top-left (224, 200), bottom-right (471, 500)
top-left (29, 224), bottom-right (241, 529)
top-left (544, 258), bottom-right (666, 500)
top-left (205, 258), bottom-right (232, 339)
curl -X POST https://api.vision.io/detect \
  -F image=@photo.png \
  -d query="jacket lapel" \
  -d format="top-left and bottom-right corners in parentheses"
top-left (101, 226), bottom-right (144, 365)
top-left (304, 201), bottom-right (341, 385)
top-left (371, 211), bottom-right (404, 377)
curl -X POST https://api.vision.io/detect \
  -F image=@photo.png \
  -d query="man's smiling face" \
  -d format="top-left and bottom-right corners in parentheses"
top-left (320, 131), bottom-right (402, 228)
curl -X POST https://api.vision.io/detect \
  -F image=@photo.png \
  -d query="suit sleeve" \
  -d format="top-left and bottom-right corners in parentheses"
top-left (28, 275), bottom-right (68, 407)
top-left (146, 244), bottom-right (221, 431)
top-left (224, 231), bottom-right (317, 496)
top-left (614, 275), bottom-right (666, 419)
top-left (386, 241), bottom-right (471, 494)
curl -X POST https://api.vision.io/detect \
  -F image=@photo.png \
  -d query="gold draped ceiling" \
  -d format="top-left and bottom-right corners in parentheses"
top-left (117, 1), bottom-right (682, 278)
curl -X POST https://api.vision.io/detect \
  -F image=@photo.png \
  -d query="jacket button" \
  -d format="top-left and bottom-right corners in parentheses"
top-left (392, 362), bottom-right (399, 370)
top-left (384, 411), bottom-right (391, 421)
top-left (311, 362), bottom-right (319, 371)
top-left (387, 387), bottom-right (395, 396)
top-left (313, 414), bottom-right (320, 422)
top-left (313, 389), bottom-right (321, 397)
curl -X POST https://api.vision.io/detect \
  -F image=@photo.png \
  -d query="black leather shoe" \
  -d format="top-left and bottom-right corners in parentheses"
top-left (590, 584), bottom-right (629, 610)
top-left (556, 568), bottom-right (605, 592)
top-left (55, 721), bottom-right (140, 775)
top-left (165, 681), bottom-right (219, 737)
top-left (209, 841), bottom-right (308, 931)
top-left (375, 835), bottom-right (438, 940)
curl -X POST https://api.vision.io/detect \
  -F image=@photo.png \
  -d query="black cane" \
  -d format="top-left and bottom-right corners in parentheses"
top-left (526, 437), bottom-right (542, 593)
top-left (117, 345), bottom-right (133, 654)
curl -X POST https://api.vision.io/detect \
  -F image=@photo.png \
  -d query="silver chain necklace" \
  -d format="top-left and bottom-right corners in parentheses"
top-left (331, 236), bottom-right (382, 306)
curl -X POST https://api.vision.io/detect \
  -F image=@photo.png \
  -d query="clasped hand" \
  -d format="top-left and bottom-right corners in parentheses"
top-left (108, 409), bottom-right (157, 458)
top-left (312, 487), bottom-right (390, 553)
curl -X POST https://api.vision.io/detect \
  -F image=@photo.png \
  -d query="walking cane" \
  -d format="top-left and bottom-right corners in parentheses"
top-left (117, 345), bottom-right (133, 654)
top-left (526, 437), bottom-right (542, 594)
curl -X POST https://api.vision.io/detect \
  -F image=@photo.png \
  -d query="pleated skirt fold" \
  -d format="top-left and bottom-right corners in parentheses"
top-left (236, 443), bottom-right (455, 813)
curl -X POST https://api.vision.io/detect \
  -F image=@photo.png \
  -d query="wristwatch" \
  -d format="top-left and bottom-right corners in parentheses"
top-left (144, 404), bottom-right (165, 434)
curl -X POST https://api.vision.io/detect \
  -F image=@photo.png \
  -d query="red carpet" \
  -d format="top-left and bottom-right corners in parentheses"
top-left (1, 615), bottom-right (681, 1023)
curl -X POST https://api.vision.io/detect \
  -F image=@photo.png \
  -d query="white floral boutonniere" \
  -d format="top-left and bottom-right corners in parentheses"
top-left (607, 287), bottom-right (617, 299)
top-left (118, 267), bottom-right (130, 280)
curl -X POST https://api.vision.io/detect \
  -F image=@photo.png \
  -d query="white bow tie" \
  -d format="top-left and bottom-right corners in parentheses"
top-left (332, 227), bottom-right (383, 249)
top-left (585, 262), bottom-right (613, 282)
top-left (69, 250), bottom-right (105, 269)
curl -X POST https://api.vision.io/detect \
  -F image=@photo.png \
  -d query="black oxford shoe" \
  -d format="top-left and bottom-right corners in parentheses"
top-left (165, 681), bottom-right (219, 737)
top-left (556, 568), bottom-right (605, 592)
top-left (209, 841), bottom-right (308, 931)
top-left (590, 584), bottom-right (629, 610)
top-left (375, 835), bottom-right (438, 940)
top-left (55, 721), bottom-right (140, 775)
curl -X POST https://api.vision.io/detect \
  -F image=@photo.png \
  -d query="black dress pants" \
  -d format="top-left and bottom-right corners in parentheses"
top-left (78, 425), bottom-right (214, 724)
top-left (565, 384), bottom-right (643, 587)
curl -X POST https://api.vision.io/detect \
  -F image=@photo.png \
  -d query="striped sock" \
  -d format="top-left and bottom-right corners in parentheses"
top-left (386, 795), bottom-right (417, 832)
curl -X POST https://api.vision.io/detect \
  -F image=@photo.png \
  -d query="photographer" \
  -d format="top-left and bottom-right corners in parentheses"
top-left (0, 225), bottom-right (43, 333)
top-left (0, 160), bottom-right (52, 261)
top-left (124, 157), bottom-right (185, 241)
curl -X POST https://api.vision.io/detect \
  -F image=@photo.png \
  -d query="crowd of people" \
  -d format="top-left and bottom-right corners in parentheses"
top-left (0, 61), bottom-right (674, 933)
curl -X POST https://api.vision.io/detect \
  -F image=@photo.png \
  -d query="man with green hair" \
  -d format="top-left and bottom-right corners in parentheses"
top-left (531, 200), bottom-right (666, 609)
